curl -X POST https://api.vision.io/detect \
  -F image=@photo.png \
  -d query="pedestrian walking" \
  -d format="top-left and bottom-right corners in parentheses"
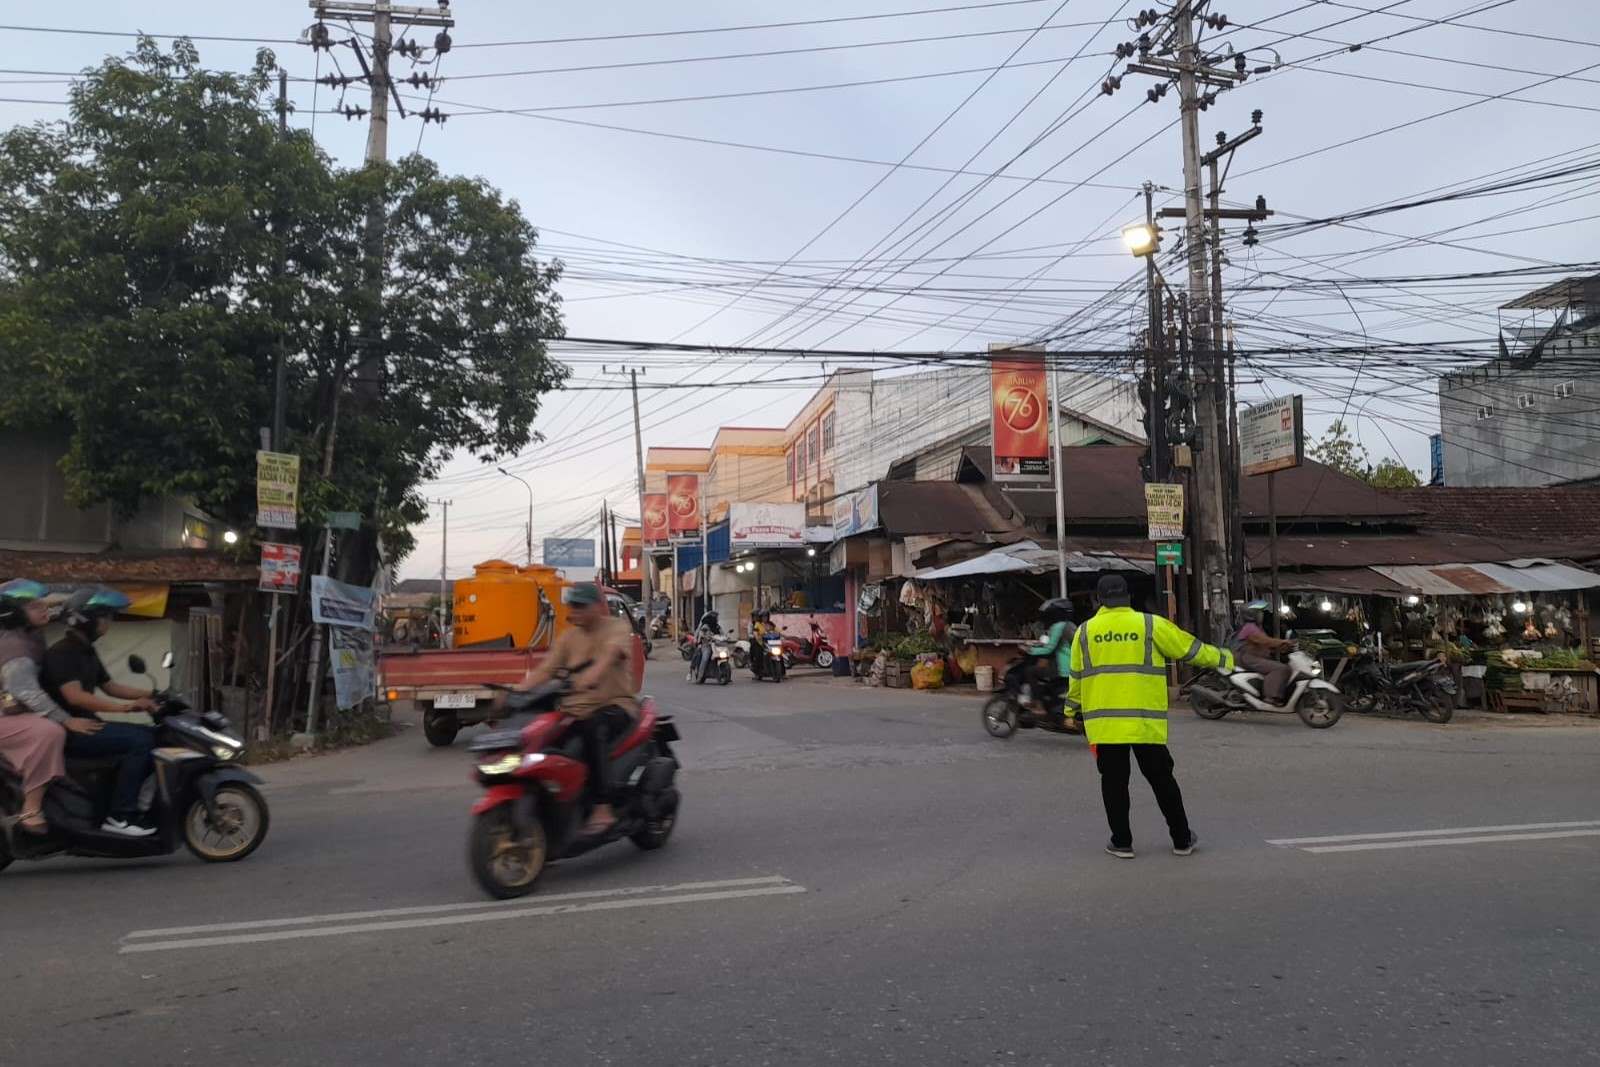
top-left (1065, 574), bottom-right (1234, 858)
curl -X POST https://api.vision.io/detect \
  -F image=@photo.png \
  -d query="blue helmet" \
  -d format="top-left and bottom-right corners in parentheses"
top-left (64, 587), bottom-right (132, 631)
top-left (0, 578), bottom-right (49, 629)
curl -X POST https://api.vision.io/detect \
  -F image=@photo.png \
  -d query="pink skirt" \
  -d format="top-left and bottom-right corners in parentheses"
top-left (0, 715), bottom-right (66, 795)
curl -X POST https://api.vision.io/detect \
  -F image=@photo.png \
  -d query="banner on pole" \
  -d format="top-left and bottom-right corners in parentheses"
top-left (328, 627), bottom-right (375, 710)
top-left (1145, 483), bottom-right (1185, 541)
top-left (988, 346), bottom-right (1052, 483)
top-left (258, 543), bottom-right (303, 593)
top-left (255, 451), bottom-right (301, 529)
top-left (641, 493), bottom-right (670, 545)
top-left (543, 538), bottom-right (596, 568)
top-left (730, 502), bottom-right (806, 548)
top-left (310, 575), bottom-right (378, 630)
top-left (666, 474), bottom-right (701, 537)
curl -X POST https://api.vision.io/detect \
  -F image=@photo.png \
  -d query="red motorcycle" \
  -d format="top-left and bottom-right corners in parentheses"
top-left (782, 621), bottom-right (837, 670)
top-left (466, 679), bottom-right (681, 898)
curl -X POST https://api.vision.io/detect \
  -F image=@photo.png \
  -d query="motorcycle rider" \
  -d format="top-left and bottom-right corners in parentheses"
top-left (1023, 597), bottom-right (1078, 728)
top-left (749, 609), bottom-right (777, 678)
top-left (0, 578), bottom-right (70, 835)
top-left (688, 608), bottom-right (721, 681)
top-left (1230, 599), bottom-right (1295, 704)
top-left (41, 588), bottom-right (160, 838)
top-left (513, 583), bottom-right (637, 835)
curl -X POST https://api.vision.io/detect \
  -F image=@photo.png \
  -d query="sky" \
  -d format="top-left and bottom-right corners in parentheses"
top-left (6, 1), bottom-right (1597, 580)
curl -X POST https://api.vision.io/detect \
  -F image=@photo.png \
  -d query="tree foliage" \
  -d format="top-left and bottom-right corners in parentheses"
top-left (1308, 419), bottom-right (1421, 488)
top-left (0, 38), bottom-right (565, 562)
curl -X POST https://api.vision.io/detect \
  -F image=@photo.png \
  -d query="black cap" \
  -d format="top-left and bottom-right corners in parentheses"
top-left (1095, 573), bottom-right (1132, 606)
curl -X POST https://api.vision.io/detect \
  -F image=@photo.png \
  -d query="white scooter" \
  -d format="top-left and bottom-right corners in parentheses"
top-left (1185, 649), bottom-right (1344, 729)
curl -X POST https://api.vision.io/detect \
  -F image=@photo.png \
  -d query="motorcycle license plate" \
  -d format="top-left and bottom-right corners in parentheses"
top-left (433, 692), bottom-right (477, 710)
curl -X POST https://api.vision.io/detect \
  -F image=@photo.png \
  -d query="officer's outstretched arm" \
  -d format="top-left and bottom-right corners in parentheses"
top-left (1153, 617), bottom-right (1236, 672)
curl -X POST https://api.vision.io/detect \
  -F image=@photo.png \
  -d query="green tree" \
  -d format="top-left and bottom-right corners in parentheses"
top-left (0, 38), bottom-right (565, 563)
top-left (1307, 420), bottom-right (1421, 488)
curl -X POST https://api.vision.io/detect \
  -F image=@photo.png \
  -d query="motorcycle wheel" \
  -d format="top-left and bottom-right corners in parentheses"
top-left (1188, 678), bottom-right (1231, 720)
top-left (719, 663), bottom-right (731, 685)
top-left (680, 643), bottom-right (693, 662)
top-left (1419, 690), bottom-right (1454, 724)
top-left (0, 834), bottom-right (12, 875)
top-left (630, 795), bottom-right (678, 852)
top-left (732, 648), bottom-right (748, 669)
top-left (1345, 687), bottom-right (1378, 714)
top-left (982, 696), bottom-right (1019, 738)
top-left (183, 783), bottom-right (270, 863)
top-left (816, 649), bottom-right (835, 669)
top-left (469, 808), bottom-right (547, 899)
top-left (774, 660), bottom-right (786, 683)
top-left (1296, 691), bottom-right (1344, 729)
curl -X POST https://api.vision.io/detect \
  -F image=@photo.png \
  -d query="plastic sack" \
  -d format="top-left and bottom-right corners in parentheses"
top-left (910, 659), bottom-right (945, 690)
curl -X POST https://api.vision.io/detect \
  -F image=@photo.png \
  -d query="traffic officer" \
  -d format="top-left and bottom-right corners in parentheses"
top-left (1065, 573), bottom-right (1234, 859)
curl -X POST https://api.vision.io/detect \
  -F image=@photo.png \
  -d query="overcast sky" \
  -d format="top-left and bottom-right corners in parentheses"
top-left (8, 1), bottom-right (1596, 580)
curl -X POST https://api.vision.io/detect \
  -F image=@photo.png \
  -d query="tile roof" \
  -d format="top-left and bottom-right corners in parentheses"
top-left (0, 549), bottom-right (259, 584)
top-left (1384, 487), bottom-right (1600, 551)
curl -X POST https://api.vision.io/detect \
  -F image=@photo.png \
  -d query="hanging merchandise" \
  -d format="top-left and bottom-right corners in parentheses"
top-left (858, 582), bottom-right (883, 616)
top-left (899, 580), bottom-right (923, 608)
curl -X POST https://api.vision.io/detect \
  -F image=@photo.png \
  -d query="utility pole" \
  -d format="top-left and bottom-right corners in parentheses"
top-left (1123, 0), bottom-right (1262, 640)
top-left (606, 366), bottom-right (654, 613)
top-left (1047, 357), bottom-right (1070, 599)
top-left (426, 498), bottom-right (451, 634)
top-left (599, 502), bottom-right (610, 585)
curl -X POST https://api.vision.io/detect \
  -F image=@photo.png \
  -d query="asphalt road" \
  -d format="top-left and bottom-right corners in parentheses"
top-left (4, 657), bottom-right (1598, 1066)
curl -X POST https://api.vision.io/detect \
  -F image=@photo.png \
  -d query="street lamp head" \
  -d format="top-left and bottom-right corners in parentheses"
top-left (222, 530), bottom-right (239, 545)
top-left (1122, 222), bottom-right (1159, 257)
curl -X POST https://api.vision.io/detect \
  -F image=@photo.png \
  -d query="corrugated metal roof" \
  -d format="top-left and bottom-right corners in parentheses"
top-left (1472, 561), bottom-right (1600, 592)
top-left (1371, 560), bottom-right (1600, 595)
top-left (915, 540), bottom-right (1152, 579)
top-left (1372, 565), bottom-right (1494, 595)
top-left (876, 481), bottom-right (1016, 537)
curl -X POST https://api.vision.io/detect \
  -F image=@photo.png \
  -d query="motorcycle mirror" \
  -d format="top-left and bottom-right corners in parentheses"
top-left (161, 651), bottom-right (175, 669)
top-left (127, 654), bottom-right (147, 675)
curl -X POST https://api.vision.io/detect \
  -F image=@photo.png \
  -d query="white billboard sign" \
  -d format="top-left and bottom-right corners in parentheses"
top-left (1239, 395), bottom-right (1304, 477)
top-left (729, 502), bottom-right (806, 548)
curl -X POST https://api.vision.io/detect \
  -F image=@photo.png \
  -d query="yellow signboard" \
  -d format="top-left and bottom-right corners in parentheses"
top-left (1144, 483), bottom-right (1185, 541)
top-left (256, 451), bottom-right (301, 529)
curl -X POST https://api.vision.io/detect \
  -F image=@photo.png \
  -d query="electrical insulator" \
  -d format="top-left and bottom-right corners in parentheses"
top-left (1252, 109), bottom-right (1264, 125)
top-left (309, 22), bottom-right (332, 51)
top-left (1101, 75), bottom-right (1122, 96)
top-left (1254, 194), bottom-right (1267, 213)
top-left (1138, 32), bottom-right (1151, 53)
top-left (1242, 225), bottom-right (1259, 247)
top-left (434, 30), bottom-right (453, 53)
top-left (1215, 130), bottom-right (1227, 146)
top-left (1234, 53), bottom-right (1248, 74)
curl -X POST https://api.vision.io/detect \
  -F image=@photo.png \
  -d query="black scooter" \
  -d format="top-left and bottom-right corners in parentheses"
top-left (982, 655), bottom-right (1083, 738)
top-left (0, 653), bottom-right (269, 873)
top-left (749, 632), bottom-right (787, 683)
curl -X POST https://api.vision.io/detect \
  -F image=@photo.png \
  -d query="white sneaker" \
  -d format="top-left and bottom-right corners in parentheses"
top-left (101, 817), bottom-right (156, 838)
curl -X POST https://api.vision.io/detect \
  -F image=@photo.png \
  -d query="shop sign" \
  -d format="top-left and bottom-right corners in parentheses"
top-left (310, 574), bottom-right (378, 630)
top-left (832, 484), bottom-right (880, 539)
top-left (666, 474), bottom-right (701, 536)
top-left (259, 543), bottom-right (302, 593)
top-left (256, 450), bottom-right (301, 529)
top-left (1155, 541), bottom-right (1184, 567)
top-left (543, 538), bottom-right (595, 568)
top-left (1239, 395), bottom-right (1304, 476)
top-left (641, 493), bottom-right (670, 545)
top-left (1145, 483), bottom-right (1185, 541)
top-left (988, 346), bottom-right (1052, 484)
top-left (730, 502), bottom-right (805, 548)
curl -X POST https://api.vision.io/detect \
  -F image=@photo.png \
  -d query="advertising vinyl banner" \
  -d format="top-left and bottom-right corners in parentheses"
top-left (729, 502), bottom-right (806, 548)
top-left (667, 474), bottom-right (701, 537)
top-left (988, 349), bottom-right (1052, 483)
top-left (641, 493), bottom-right (670, 545)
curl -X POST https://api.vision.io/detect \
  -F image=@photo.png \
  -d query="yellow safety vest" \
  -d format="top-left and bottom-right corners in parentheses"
top-left (1065, 605), bottom-right (1234, 745)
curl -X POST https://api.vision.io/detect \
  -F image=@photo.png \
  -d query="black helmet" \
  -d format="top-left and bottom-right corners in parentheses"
top-left (1039, 597), bottom-right (1074, 625)
top-left (0, 578), bottom-right (48, 630)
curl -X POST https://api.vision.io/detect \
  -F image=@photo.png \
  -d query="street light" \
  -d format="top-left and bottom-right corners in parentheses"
top-left (222, 530), bottom-right (239, 545)
top-left (496, 467), bottom-right (534, 565)
top-left (1122, 221), bottom-right (1160, 257)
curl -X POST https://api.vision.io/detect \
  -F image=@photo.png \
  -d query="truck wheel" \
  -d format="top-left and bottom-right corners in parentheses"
top-left (423, 709), bottom-right (460, 747)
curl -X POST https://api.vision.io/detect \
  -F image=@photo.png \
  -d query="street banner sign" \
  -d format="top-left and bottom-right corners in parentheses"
top-left (988, 345), bottom-right (1052, 484)
top-left (258, 543), bottom-right (302, 593)
top-left (326, 510), bottom-right (362, 531)
top-left (310, 574), bottom-right (378, 630)
top-left (832, 484), bottom-right (880, 539)
top-left (328, 627), bottom-right (375, 710)
top-left (1239, 395), bottom-right (1304, 476)
top-left (641, 493), bottom-right (670, 545)
top-left (666, 474), bottom-right (701, 537)
top-left (255, 450), bottom-right (301, 529)
top-left (1145, 483), bottom-right (1185, 541)
top-left (544, 538), bottom-right (596, 568)
top-left (1155, 541), bottom-right (1184, 567)
top-left (730, 502), bottom-right (806, 548)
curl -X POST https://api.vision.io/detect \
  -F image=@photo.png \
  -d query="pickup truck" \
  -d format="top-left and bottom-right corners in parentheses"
top-left (381, 630), bottom-right (647, 747)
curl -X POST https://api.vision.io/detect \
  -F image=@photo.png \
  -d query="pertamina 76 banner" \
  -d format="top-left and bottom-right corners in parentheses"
top-left (666, 475), bottom-right (701, 538)
top-left (989, 348), bottom-right (1052, 484)
top-left (641, 493), bottom-right (670, 545)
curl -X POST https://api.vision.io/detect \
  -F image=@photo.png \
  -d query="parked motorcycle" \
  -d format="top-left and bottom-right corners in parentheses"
top-left (1342, 646), bottom-right (1455, 723)
top-left (783, 622), bottom-right (837, 671)
top-left (0, 654), bottom-right (269, 874)
top-left (730, 639), bottom-right (751, 670)
top-left (467, 679), bottom-right (680, 898)
top-left (982, 655), bottom-right (1083, 738)
top-left (750, 632), bottom-right (787, 683)
top-left (1185, 649), bottom-right (1345, 729)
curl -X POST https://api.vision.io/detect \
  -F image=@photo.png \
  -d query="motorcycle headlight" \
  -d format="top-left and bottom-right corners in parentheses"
top-left (716, 649), bottom-right (729, 660)
top-left (1309, 663), bottom-right (1323, 676)
top-left (476, 753), bottom-right (520, 776)
top-left (211, 744), bottom-right (240, 762)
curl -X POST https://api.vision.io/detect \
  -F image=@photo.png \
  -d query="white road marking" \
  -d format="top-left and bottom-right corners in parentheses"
top-left (124, 875), bottom-right (791, 940)
top-left (1266, 819), bottom-right (1600, 847)
top-left (1301, 829), bottom-right (1600, 854)
top-left (121, 881), bottom-right (806, 954)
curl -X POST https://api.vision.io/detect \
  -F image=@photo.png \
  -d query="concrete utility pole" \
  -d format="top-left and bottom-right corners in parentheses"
top-left (605, 366), bottom-right (654, 613)
top-left (428, 498), bottom-right (451, 633)
top-left (1047, 358), bottom-right (1070, 599)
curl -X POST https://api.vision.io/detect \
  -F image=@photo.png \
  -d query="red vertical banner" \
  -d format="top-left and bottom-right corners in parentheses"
top-left (641, 493), bottom-right (670, 546)
top-left (989, 349), bottom-right (1051, 483)
top-left (666, 474), bottom-right (701, 537)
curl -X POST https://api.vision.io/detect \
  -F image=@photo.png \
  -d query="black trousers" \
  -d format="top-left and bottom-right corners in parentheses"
top-left (572, 706), bottom-right (631, 804)
top-left (1094, 743), bottom-right (1191, 849)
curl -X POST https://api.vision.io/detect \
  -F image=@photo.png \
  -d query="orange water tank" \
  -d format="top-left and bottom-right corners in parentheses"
top-left (451, 561), bottom-right (569, 649)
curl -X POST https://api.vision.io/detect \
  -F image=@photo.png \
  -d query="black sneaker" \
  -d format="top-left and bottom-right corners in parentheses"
top-left (101, 817), bottom-right (156, 838)
top-left (1173, 831), bottom-right (1199, 856)
top-left (1104, 839), bottom-right (1135, 859)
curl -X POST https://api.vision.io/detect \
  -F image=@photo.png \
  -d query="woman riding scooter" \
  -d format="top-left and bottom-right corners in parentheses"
top-left (0, 579), bottom-right (70, 836)
top-left (1024, 597), bottom-right (1081, 731)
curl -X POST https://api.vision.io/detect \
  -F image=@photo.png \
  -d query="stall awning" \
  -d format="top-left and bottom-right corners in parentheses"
top-left (916, 541), bottom-right (1153, 580)
top-left (1367, 559), bottom-right (1600, 595)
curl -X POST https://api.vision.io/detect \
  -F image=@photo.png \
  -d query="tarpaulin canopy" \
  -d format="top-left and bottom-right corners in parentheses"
top-left (916, 541), bottom-right (1153, 581)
